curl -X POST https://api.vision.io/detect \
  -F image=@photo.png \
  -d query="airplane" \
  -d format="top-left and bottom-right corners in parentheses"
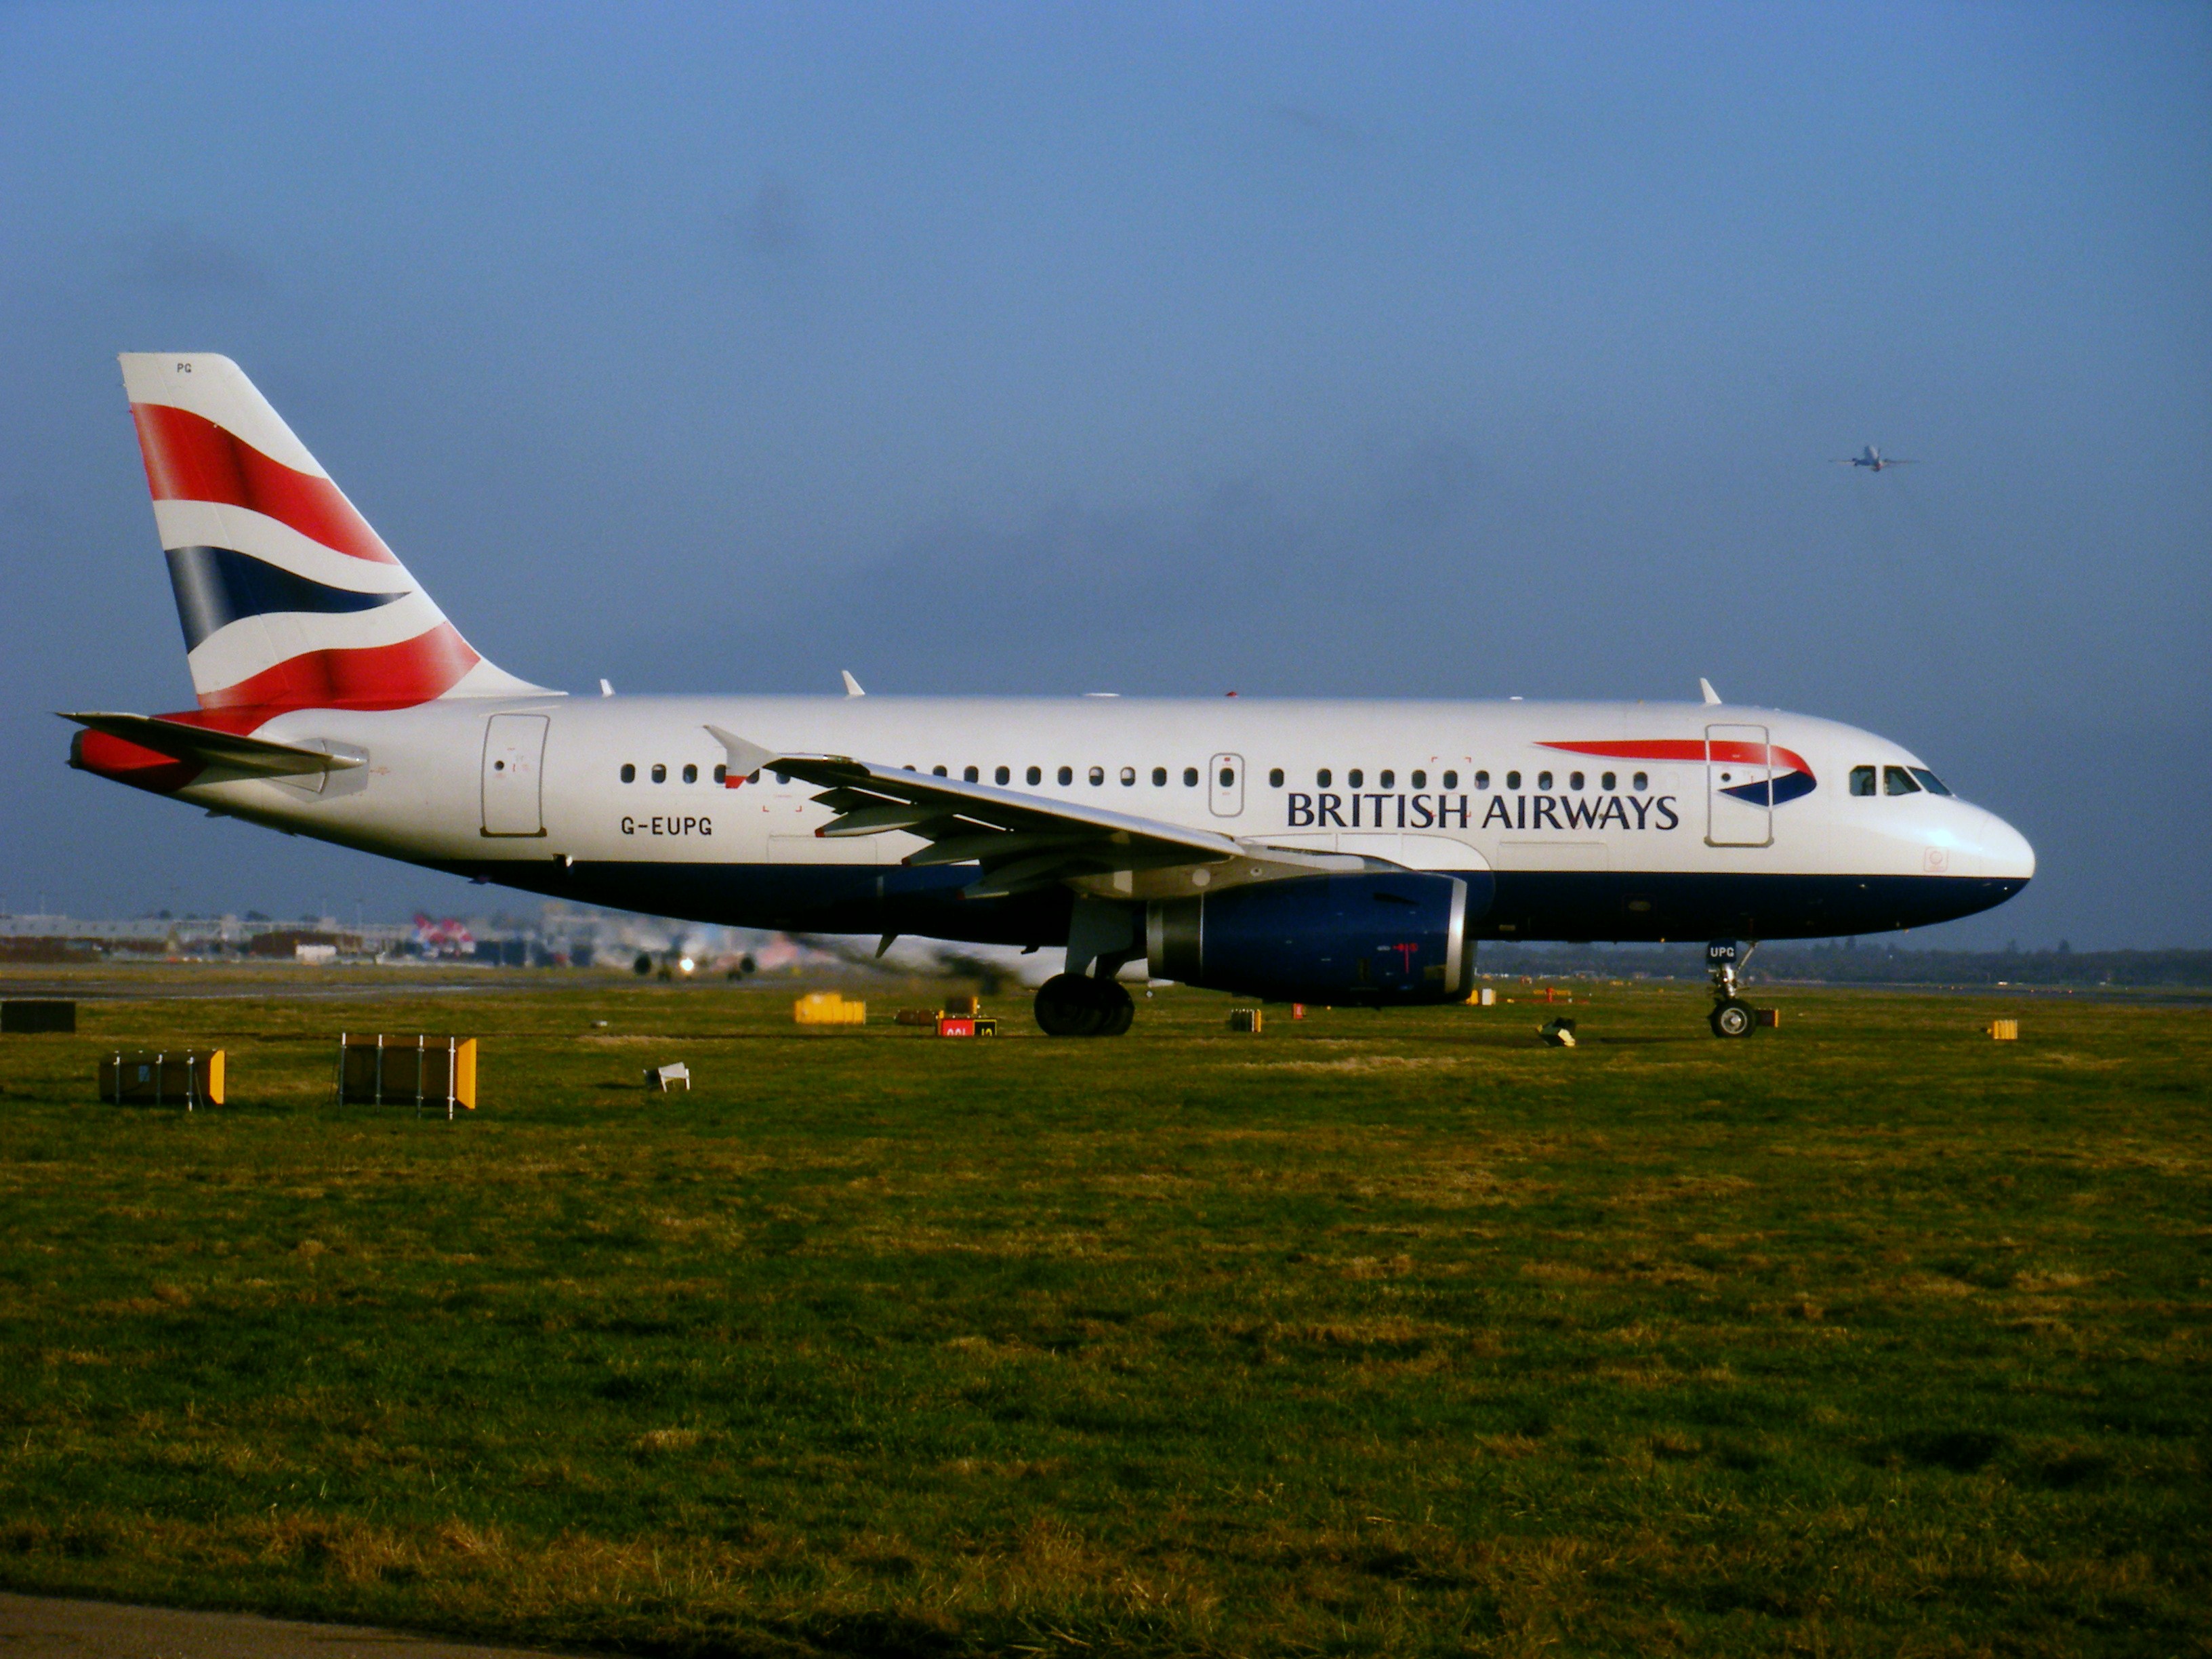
top-left (64, 356), bottom-right (2034, 1039)
top-left (1833, 445), bottom-right (1914, 472)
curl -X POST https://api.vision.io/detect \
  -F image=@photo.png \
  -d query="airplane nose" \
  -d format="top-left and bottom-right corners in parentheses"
top-left (1974, 807), bottom-right (2036, 883)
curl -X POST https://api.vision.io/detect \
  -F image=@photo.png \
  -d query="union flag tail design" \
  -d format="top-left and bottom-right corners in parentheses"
top-left (119, 354), bottom-right (545, 716)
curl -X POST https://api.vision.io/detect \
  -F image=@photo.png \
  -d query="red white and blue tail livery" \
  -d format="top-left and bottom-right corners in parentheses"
top-left (66, 354), bottom-right (2035, 1037)
top-left (121, 353), bottom-right (543, 717)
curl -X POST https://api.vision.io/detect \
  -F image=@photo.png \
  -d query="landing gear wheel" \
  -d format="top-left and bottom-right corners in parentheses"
top-left (1096, 983), bottom-right (1134, 1036)
top-left (1709, 998), bottom-right (1755, 1039)
top-left (1034, 974), bottom-right (1135, 1037)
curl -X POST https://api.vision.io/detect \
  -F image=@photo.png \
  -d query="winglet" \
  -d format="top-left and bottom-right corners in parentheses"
top-left (599, 678), bottom-right (615, 697)
top-left (1699, 678), bottom-right (1722, 705)
top-left (841, 670), bottom-right (865, 698)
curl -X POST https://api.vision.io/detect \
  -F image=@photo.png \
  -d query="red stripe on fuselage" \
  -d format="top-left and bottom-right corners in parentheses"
top-left (196, 621), bottom-right (480, 713)
top-left (129, 402), bottom-right (398, 565)
top-left (1540, 738), bottom-right (1813, 775)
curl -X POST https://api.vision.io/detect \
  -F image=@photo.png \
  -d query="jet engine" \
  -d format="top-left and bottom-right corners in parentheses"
top-left (1145, 872), bottom-right (1483, 1004)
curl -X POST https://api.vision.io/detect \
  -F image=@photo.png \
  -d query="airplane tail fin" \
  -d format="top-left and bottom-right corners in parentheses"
top-left (118, 354), bottom-right (548, 716)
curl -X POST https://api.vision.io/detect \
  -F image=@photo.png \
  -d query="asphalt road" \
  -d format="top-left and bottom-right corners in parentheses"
top-left (0, 1595), bottom-right (575, 1659)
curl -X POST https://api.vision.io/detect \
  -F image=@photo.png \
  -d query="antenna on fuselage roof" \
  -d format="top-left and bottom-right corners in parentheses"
top-left (1700, 678), bottom-right (1723, 705)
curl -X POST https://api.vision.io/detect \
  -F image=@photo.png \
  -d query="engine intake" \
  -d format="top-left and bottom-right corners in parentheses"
top-left (1146, 872), bottom-right (1481, 1004)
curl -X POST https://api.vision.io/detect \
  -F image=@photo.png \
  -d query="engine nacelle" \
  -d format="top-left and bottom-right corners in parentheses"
top-left (1146, 872), bottom-right (1482, 1004)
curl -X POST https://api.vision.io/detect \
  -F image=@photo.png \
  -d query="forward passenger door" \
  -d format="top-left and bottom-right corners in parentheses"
top-left (1705, 722), bottom-right (1773, 848)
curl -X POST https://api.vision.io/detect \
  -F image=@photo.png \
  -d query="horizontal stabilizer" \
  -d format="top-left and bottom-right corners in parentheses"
top-left (58, 712), bottom-right (364, 777)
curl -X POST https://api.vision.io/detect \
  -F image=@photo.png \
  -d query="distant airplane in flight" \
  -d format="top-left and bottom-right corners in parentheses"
top-left (66, 355), bottom-right (2032, 1040)
top-left (1833, 445), bottom-right (1914, 472)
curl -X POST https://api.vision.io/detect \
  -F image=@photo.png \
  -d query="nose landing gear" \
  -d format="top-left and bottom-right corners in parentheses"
top-left (1706, 940), bottom-right (1759, 1038)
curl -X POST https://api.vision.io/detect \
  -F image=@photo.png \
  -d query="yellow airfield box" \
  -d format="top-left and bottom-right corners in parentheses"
top-left (100, 1049), bottom-right (224, 1107)
top-left (336, 1034), bottom-right (477, 1113)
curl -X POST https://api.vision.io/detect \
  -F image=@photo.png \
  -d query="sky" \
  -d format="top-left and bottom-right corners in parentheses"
top-left (1, 1), bottom-right (2205, 946)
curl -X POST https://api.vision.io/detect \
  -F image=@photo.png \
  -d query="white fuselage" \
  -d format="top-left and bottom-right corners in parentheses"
top-left (153, 693), bottom-right (2034, 948)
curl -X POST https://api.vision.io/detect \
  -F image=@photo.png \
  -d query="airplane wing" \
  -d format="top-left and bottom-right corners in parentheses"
top-left (58, 712), bottom-right (365, 778)
top-left (706, 726), bottom-right (1360, 899)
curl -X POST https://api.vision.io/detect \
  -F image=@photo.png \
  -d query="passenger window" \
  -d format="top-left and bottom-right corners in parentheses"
top-left (713, 764), bottom-right (726, 784)
top-left (932, 764), bottom-right (947, 777)
top-left (1184, 767), bottom-right (1199, 787)
top-left (620, 763), bottom-right (635, 783)
top-left (1507, 771), bottom-right (1521, 790)
top-left (1349, 769), bottom-right (1364, 789)
top-left (1218, 766), bottom-right (1235, 788)
top-left (1568, 771), bottom-right (1584, 791)
top-left (1267, 767), bottom-right (1284, 788)
top-left (1601, 771), bottom-right (1615, 791)
top-left (1154, 766), bottom-right (1168, 786)
top-left (1027, 766), bottom-right (1042, 785)
top-left (1379, 769), bottom-right (1395, 789)
top-left (1910, 768), bottom-right (1954, 797)
top-left (1633, 771), bottom-right (1647, 792)
top-left (1088, 766), bottom-right (1105, 786)
top-left (774, 771), bottom-right (789, 785)
top-left (651, 763), bottom-right (667, 783)
top-left (1537, 771), bottom-right (1553, 791)
top-left (1851, 765), bottom-right (1877, 796)
top-left (995, 765), bottom-right (1010, 785)
top-left (1057, 766), bottom-right (1073, 786)
top-left (1317, 769), bottom-right (1332, 788)
top-left (1885, 766), bottom-right (1921, 796)
top-left (1120, 766), bottom-right (1136, 786)
top-left (1410, 769), bottom-right (1427, 790)
top-left (682, 763), bottom-right (698, 784)
top-left (962, 765), bottom-right (978, 783)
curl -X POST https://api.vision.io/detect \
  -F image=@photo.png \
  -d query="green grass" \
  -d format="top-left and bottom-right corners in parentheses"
top-left (0, 970), bottom-right (2205, 1656)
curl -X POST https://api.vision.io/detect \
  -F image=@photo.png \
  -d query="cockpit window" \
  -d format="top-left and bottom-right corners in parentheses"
top-left (1850, 765), bottom-right (1877, 796)
top-left (1884, 766), bottom-right (1921, 796)
top-left (1909, 768), bottom-right (1954, 797)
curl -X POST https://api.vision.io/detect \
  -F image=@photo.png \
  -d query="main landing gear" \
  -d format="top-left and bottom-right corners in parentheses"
top-left (1706, 939), bottom-right (1759, 1039)
top-left (1033, 972), bottom-right (1134, 1037)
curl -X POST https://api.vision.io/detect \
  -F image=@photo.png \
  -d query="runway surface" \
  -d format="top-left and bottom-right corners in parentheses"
top-left (0, 1594), bottom-right (574, 1658)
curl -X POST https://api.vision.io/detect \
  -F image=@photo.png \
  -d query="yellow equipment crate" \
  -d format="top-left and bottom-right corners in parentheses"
top-left (100, 1049), bottom-right (224, 1108)
top-left (794, 992), bottom-right (866, 1025)
top-left (336, 1034), bottom-right (477, 1114)
top-left (1987, 1019), bottom-right (2020, 1042)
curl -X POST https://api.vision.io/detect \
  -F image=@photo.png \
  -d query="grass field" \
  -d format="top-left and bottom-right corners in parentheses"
top-left (0, 969), bottom-right (2205, 1656)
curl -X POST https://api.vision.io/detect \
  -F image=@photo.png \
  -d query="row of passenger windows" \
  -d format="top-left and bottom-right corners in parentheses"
top-left (1309, 766), bottom-right (1649, 793)
top-left (1851, 764), bottom-right (1952, 798)
top-left (614, 760), bottom-right (1658, 792)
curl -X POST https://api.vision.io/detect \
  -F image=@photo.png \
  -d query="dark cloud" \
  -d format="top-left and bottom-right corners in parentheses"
top-left (1267, 102), bottom-right (1364, 147)
top-left (111, 222), bottom-right (266, 294)
top-left (650, 438), bottom-right (1491, 699)
top-left (740, 176), bottom-right (808, 258)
